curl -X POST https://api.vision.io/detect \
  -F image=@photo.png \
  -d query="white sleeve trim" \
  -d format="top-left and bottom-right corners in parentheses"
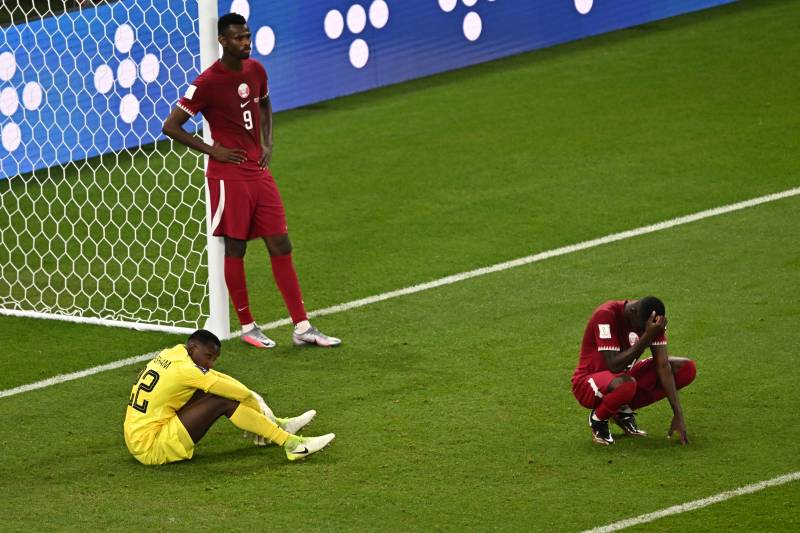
top-left (597, 345), bottom-right (620, 352)
top-left (177, 103), bottom-right (196, 117)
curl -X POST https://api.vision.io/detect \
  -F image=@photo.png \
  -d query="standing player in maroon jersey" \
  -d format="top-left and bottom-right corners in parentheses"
top-left (571, 296), bottom-right (696, 446)
top-left (162, 13), bottom-right (340, 349)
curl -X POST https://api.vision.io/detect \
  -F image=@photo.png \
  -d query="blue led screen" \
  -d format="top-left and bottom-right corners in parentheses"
top-left (0, 0), bottom-right (735, 179)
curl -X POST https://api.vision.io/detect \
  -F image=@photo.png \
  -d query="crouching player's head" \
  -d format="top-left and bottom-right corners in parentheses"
top-left (632, 296), bottom-right (665, 332)
top-left (186, 329), bottom-right (221, 370)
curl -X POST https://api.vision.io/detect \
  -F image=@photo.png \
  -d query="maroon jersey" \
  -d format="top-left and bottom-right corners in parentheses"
top-left (572, 300), bottom-right (667, 382)
top-left (178, 59), bottom-right (269, 181)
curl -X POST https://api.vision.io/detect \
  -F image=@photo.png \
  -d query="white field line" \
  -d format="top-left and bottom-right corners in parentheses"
top-left (1, 186), bottom-right (799, 400)
top-left (0, 351), bottom-right (160, 399)
top-left (582, 471), bottom-right (800, 532)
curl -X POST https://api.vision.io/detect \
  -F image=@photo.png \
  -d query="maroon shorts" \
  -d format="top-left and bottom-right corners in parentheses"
top-left (571, 357), bottom-right (659, 409)
top-left (207, 177), bottom-right (287, 240)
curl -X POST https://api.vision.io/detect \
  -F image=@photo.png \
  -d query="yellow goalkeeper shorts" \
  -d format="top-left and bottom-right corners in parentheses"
top-left (130, 416), bottom-right (195, 465)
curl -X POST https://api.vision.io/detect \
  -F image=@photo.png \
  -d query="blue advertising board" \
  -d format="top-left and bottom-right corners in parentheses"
top-left (0, 0), bottom-right (735, 179)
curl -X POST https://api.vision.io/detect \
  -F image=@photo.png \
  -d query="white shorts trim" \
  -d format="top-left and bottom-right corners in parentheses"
top-left (209, 181), bottom-right (225, 234)
top-left (588, 377), bottom-right (604, 399)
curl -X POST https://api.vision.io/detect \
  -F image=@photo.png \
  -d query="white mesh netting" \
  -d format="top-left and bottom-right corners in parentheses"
top-left (0, 1), bottom-right (210, 331)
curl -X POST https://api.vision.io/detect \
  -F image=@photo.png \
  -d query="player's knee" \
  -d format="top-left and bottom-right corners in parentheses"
top-left (265, 234), bottom-right (292, 256)
top-left (605, 377), bottom-right (637, 406)
top-left (224, 238), bottom-right (247, 258)
top-left (185, 389), bottom-right (211, 406)
top-left (616, 378), bottom-right (637, 402)
top-left (609, 374), bottom-right (636, 391)
top-left (675, 359), bottom-right (697, 388)
top-left (217, 397), bottom-right (240, 417)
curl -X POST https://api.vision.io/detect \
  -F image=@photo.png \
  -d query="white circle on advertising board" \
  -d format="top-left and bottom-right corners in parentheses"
top-left (0, 52), bottom-right (16, 81)
top-left (349, 38), bottom-right (369, 69)
top-left (2, 121), bottom-right (21, 151)
top-left (325, 10), bottom-right (345, 39)
top-left (575, 0), bottom-right (594, 15)
top-left (0, 87), bottom-right (19, 116)
top-left (439, 0), bottom-right (458, 13)
top-left (463, 11), bottom-right (482, 41)
top-left (140, 54), bottom-right (160, 83)
top-left (347, 4), bottom-right (367, 34)
top-left (22, 82), bottom-right (43, 110)
top-left (369, 0), bottom-right (389, 29)
top-left (230, 0), bottom-right (250, 20)
top-left (115, 24), bottom-right (135, 54)
top-left (256, 26), bottom-right (276, 55)
top-left (94, 64), bottom-right (114, 93)
top-left (117, 59), bottom-right (137, 89)
top-left (119, 94), bottom-right (140, 123)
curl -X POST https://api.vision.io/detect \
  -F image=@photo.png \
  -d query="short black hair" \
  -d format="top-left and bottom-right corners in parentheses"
top-left (218, 13), bottom-right (247, 36)
top-left (637, 296), bottom-right (666, 321)
top-left (188, 329), bottom-right (221, 349)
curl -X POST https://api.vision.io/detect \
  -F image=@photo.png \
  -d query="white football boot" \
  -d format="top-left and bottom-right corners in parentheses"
top-left (292, 324), bottom-right (341, 347)
top-left (241, 326), bottom-right (276, 349)
top-left (278, 409), bottom-right (317, 435)
top-left (284, 433), bottom-right (336, 461)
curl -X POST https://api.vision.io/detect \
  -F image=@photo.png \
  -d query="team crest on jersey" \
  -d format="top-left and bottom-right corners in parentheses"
top-left (237, 83), bottom-right (250, 98)
top-left (598, 324), bottom-right (611, 339)
top-left (628, 332), bottom-right (640, 346)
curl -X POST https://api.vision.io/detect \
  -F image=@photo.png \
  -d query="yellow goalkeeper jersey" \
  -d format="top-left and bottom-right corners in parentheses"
top-left (124, 344), bottom-right (258, 455)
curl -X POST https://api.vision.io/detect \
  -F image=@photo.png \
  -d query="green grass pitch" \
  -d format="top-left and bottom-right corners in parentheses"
top-left (1, 0), bottom-right (799, 530)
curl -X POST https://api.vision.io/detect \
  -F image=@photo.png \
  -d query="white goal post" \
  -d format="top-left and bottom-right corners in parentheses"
top-left (0, 0), bottom-right (230, 338)
top-left (198, 0), bottom-right (230, 338)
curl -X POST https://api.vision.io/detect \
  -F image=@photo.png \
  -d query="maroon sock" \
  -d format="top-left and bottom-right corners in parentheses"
top-left (224, 256), bottom-right (254, 326)
top-left (595, 380), bottom-right (637, 420)
top-left (269, 253), bottom-right (308, 324)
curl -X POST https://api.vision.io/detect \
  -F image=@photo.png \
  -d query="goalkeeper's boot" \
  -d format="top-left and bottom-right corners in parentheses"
top-left (292, 323), bottom-right (341, 347)
top-left (284, 433), bottom-right (336, 461)
top-left (277, 409), bottom-right (317, 434)
top-left (613, 409), bottom-right (648, 437)
top-left (251, 410), bottom-right (318, 447)
top-left (589, 410), bottom-right (614, 446)
top-left (241, 326), bottom-right (276, 349)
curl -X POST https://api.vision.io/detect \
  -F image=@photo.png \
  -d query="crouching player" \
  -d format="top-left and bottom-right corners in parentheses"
top-left (124, 329), bottom-right (334, 465)
top-left (571, 297), bottom-right (696, 446)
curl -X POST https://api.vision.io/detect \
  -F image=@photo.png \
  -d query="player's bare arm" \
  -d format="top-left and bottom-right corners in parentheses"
top-left (162, 107), bottom-right (246, 164)
top-left (258, 95), bottom-right (273, 168)
top-left (651, 343), bottom-right (689, 444)
top-left (601, 312), bottom-right (667, 372)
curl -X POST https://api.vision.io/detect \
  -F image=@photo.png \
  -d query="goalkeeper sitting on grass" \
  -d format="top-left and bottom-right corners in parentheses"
top-left (124, 329), bottom-right (334, 465)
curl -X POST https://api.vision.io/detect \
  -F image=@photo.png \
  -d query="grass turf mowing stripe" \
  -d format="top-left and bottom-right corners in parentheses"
top-left (273, 185), bottom-right (800, 329)
top-left (1, 185), bottom-right (798, 400)
top-left (583, 471), bottom-right (800, 532)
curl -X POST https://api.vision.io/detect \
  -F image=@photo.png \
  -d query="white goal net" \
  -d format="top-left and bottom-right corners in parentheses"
top-left (0, 0), bottom-right (226, 335)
